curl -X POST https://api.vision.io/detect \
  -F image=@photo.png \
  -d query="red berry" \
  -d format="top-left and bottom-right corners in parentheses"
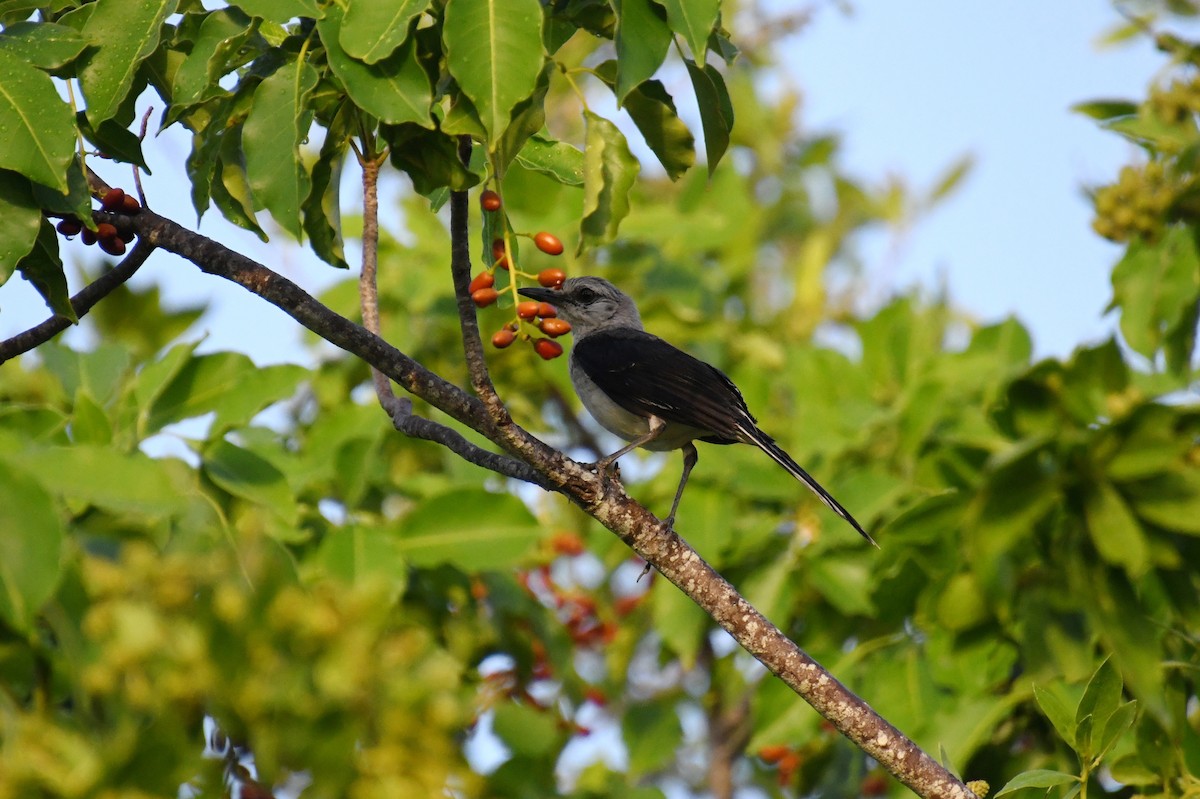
top-left (99, 237), bottom-right (126, 256)
top-left (472, 287), bottom-right (499, 307)
top-left (469, 272), bottom-right (495, 293)
top-left (537, 268), bottom-right (566, 288)
top-left (491, 329), bottom-right (516, 349)
top-left (533, 339), bottom-right (563, 360)
top-left (56, 218), bottom-right (82, 236)
top-left (492, 238), bottom-right (506, 260)
top-left (120, 194), bottom-right (141, 214)
top-left (494, 253), bottom-right (510, 271)
top-left (480, 190), bottom-right (501, 212)
top-left (81, 228), bottom-right (97, 245)
top-left (539, 318), bottom-right (571, 337)
top-left (517, 301), bottom-right (540, 320)
top-left (537, 302), bottom-right (557, 318)
top-left (533, 232), bottom-right (564, 255)
top-left (100, 188), bottom-right (125, 211)
top-left (95, 222), bottom-right (118, 242)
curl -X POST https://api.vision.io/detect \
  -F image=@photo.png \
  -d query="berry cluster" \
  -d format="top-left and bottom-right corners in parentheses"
top-left (471, 188), bottom-right (571, 359)
top-left (1092, 162), bottom-right (1179, 243)
top-left (1145, 75), bottom-right (1200, 124)
top-left (55, 187), bottom-right (142, 256)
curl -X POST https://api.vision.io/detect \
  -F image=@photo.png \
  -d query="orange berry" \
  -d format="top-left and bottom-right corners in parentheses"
top-left (472, 287), bottom-right (499, 307)
top-left (757, 745), bottom-right (791, 765)
top-left (469, 272), bottom-right (495, 293)
top-left (517, 301), bottom-right (540, 320)
top-left (537, 302), bottom-right (557, 318)
top-left (56, 218), bottom-right (82, 236)
top-left (537, 268), bottom-right (566, 288)
top-left (99, 236), bottom-right (126, 256)
top-left (533, 231), bottom-right (564, 255)
top-left (533, 339), bottom-right (563, 360)
top-left (95, 222), bottom-right (118, 241)
top-left (491, 329), bottom-right (516, 349)
top-left (100, 187), bottom-right (125, 211)
top-left (480, 190), bottom-right (501, 212)
top-left (549, 531), bottom-right (585, 555)
top-left (120, 194), bottom-right (141, 214)
top-left (539, 318), bottom-right (572, 337)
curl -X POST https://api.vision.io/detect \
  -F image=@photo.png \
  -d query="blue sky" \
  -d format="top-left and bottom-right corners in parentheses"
top-left (0, 4), bottom-right (1177, 363)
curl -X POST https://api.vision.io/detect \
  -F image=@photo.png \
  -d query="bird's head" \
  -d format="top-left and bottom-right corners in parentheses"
top-left (518, 276), bottom-right (643, 338)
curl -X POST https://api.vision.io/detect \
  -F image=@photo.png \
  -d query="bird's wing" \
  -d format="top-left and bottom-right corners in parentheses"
top-left (573, 328), bottom-right (754, 440)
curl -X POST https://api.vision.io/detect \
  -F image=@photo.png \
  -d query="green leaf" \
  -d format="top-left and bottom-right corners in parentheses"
top-left (994, 769), bottom-right (1078, 796)
top-left (659, 0), bottom-right (718, 66)
top-left (0, 49), bottom-right (77, 192)
top-left (1124, 466), bottom-right (1200, 534)
top-left (1097, 700), bottom-right (1138, 762)
top-left (1072, 99), bottom-right (1138, 121)
top-left (19, 445), bottom-right (188, 517)
top-left (684, 58), bottom-right (733, 174)
top-left (1109, 227), bottom-right (1200, 365)
top-left (314, 524), bottom-right (408, 599)
top-left (1076, 657), bottom-right (1123, 757)
top-left (212, 120), bottom-right (268, 240)
top-left (302, 102), bottom-right (350, 269)
top-left (16, 220), bottom-right (73, 322)
top-left (622, 79), bottom-right (695, 180)
top-left (442, 0), bottom-right (544, 144)
top-left (318, 4), bottom-right (432, 127)
top-left (394, 489), bottom-right (540, 570)
top-left (1034, 683), bottom-right (1077, 748)
top-left (78, 0), bottom-right (178, 126)
top-left (340, 0), bottom-right (430, 64)
top-left (243, 60), bottom-right (318, 239)
top-left (491, 703), bottom-right (560, 757)
top-left (0, 461), bottom-right (64, 632)
top-left (30, 158), bottom-right (92, 222)
top-left (0, 169), bottom-right (43, 285)
top-left (579, 110), bottom-right (640, 253)
top-left (384, 123), bottom-right (482, 196)
top-left (624, 701), bottom-right (683, 778)
top-left (224, 0), bottom-right (320, 24)
top-left (145, 352), bottom-right (306, 435)
top-left (513, 133), bottom-right (584, 186)
top-left (0, 21), bottom-right (89, 70)
top-left (612, 0), bottom-right (671, 102)
top-left (203, 439), bottom-right (298, 524)
top-left (1083, 481), bottom-right (1148, 576)
top-left (75, 113), bottom-right (149, 171)
top-left (170, 8), bottom-right (255, 108)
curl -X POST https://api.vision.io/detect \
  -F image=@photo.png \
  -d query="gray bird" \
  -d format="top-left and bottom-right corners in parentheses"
top-left (518, 276), bottom-right (875, 545)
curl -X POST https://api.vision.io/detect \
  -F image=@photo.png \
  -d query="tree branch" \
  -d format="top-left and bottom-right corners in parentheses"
top-left (0, 238), bottom-right (154, 364)
top-left (118, 205), bottom-right (975, 799)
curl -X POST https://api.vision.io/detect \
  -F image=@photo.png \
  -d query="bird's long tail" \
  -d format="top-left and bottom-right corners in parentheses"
top-left (741, 425), bottom-right (877, 547)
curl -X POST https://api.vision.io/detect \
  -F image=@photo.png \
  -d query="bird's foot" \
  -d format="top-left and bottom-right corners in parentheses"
top-left (637, 561), bottom-right (654, 581)
top-left (593, 456), bottom-right (621, 478)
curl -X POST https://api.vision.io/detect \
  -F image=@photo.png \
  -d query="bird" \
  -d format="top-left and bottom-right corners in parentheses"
top-left (518, 276), bottom-right (875, 545)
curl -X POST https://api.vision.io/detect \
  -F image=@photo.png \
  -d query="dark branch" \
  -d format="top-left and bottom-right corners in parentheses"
top-left (0, 239), bottom-right (154, 364)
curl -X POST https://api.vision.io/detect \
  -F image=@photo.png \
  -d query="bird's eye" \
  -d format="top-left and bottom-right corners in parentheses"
top-left (576, 287), bottom-right (598, 303)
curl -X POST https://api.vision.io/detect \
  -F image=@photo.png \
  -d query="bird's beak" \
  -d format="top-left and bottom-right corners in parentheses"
top-left (517, 286), bottom-right (559, 306)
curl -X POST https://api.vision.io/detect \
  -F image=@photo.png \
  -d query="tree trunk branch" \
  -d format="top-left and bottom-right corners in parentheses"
top-left (105, 204), bottom-right (975, 799)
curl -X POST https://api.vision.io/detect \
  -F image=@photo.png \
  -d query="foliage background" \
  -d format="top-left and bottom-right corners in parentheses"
top-left (0, 1), bottom-right (1198, 798)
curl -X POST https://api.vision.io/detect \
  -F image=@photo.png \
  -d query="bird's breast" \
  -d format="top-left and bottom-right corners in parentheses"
top-left (569, 357), bottom-right (705, 451)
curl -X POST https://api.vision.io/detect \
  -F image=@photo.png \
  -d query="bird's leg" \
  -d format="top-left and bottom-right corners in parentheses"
top-left (663, 442), bottom-right (698, 529)
top-left (594, 416), bottom-right (667, 474)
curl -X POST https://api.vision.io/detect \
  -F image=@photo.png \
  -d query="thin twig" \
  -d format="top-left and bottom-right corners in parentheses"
top-left (0, 238), bottom-right (155, 364)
